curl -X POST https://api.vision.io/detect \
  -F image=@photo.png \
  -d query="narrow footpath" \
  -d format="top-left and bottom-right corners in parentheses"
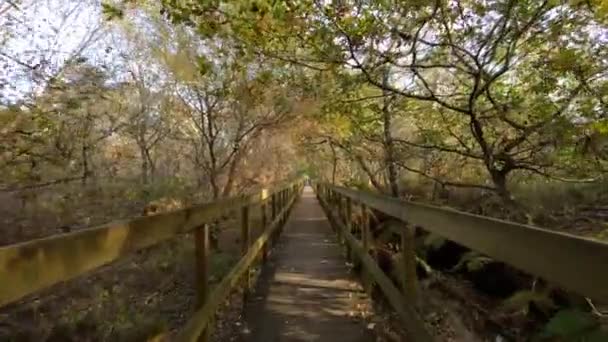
top-left (243, 186), bottom-right (374, 342)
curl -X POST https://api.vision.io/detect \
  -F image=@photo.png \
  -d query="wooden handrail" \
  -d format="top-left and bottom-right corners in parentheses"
top-left (317, 193), bottom-right (433, 342)
top-left (0, 180), bottom-right (302, 308)
top-left (319, 183), bottom-right (608, 302)
top-left (177, 184), bottom-right (301, 341)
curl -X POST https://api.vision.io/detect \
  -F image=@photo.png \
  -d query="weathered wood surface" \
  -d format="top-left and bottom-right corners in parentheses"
top-left (177, 187), bottom-right (300, 342)
top-left (244, 187), bottom-right (375, 342)
top-left (325, 184), bottom-right (608, 302)
top-left (317, 194), bottom-right (434, 342)
top-left (194, 223), bottom-right (211, 342)
top-left (0, 181), bottom-right (298, 308)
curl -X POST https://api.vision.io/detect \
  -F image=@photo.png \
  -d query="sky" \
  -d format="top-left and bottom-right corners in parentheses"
top-left (0, 0), bottom-right (119, 104)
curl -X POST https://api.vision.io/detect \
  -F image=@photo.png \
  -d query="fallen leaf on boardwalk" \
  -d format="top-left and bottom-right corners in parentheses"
top-left (320, 260), bottom-right (328, 264)
top-left (367, 323), bottom-right (376, 330)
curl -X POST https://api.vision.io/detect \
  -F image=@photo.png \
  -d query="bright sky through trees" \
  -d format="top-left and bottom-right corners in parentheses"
top-left (0, 0), bottom-right (117, 103)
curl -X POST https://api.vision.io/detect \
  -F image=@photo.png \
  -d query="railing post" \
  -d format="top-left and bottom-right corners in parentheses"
top-left (194, 223), bottom-right (210, 342)
top-left (358, 204), bottom-right (372, 293)
top-left (337, 192), bottom-right (343, 222)
top-left (270, 192), bottom-right (278, 245)
top-left (261, 201), bottom-right (268, 263)
top-left (283, 189), bottom-right (288, 225)
top-left (345, 196), bottom-right (353, 261)
top-left (336, 193), bottom-right (343, 244)
top-left (271, 193), bottom-right (277, 220)
top-left (241, 205), bottom-right (251, 300)
top-left (279, 189), bottom-right (285, 226)
top-left (361, 205), bottom-right (371, 253)
top-left (284, 190), bottom-right (288, 224)
top-left (400, 223), bottom-right (418, 303)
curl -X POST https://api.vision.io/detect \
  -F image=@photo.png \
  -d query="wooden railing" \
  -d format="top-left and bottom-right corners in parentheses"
top-left (0, 179), bottom-right (304, 341)
top-left (315, 182), bottom-right (608, 342)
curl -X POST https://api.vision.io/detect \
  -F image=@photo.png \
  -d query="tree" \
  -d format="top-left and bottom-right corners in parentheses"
top-left (0, 61), bottom-right (122, 189)
top-left (157, 0), bottom-right (608, 202)
top-left (119, 67), bottom-right (172, 185)
top-left (0, 0), bottom-right (107, 104)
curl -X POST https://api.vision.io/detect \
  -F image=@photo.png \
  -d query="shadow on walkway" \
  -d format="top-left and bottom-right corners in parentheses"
top-left (243, 187), bottom-right (375, 342)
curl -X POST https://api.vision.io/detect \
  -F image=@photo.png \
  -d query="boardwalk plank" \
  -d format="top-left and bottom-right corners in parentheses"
top-left (244, 187), bottom-right (374, 342)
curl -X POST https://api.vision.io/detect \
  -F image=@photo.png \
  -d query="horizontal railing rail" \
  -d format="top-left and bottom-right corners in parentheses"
top-left (316, 191), bottom-right (433, 342)
top-left (177, 185), bottom-right (301, 341)
top-left (318, 183), bottom-right (608, 303)
top-left (0, 179), bottom-right (302, 308)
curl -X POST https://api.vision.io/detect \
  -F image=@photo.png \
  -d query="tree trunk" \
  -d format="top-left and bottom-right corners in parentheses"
top-left (81, 144), bottom-right (90, 185)
top-left (210, 178), bottom-right (219, 199)
top-left (330, 143), bottom-right (338, 185)
top-left (383, 115), bottom-right (399, 197)
top-left (140, 147), bottom-right (149, 185)
top-left (382, 70), bottom-right (399, 198)
top-left (222, 149), bottom-right (246, 198)
top-left (144, 148), bottom-right (155, 183)
top-left (354, 155), bottom-right (383, 192)
top-left (490, 169), bottom-right (513, 203)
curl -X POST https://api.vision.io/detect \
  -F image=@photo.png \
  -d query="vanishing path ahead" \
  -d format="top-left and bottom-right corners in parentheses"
top-left (244, 186), bottom-right (374, 342)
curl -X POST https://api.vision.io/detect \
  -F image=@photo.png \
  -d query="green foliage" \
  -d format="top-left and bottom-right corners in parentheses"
top-left (452, 252), bottom-right (493, 273)
top-left (153, 0), bottom-right (608, 200)
top-left (196, 55), bottom-right (212, 76)
top-left (101, 2), bottom-right (124, 20)
top-left (540, 309), bottom-right (608, 341)
top-left (501, 290), bottom-right (556, 315)
top-left (343, 178), bottom-right (371, 190)
top-left (591, 120), bottom-right (608, 134)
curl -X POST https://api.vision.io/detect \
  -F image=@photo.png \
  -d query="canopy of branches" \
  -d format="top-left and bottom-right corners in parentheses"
top-left (1, 0), bottom-right (607, 237)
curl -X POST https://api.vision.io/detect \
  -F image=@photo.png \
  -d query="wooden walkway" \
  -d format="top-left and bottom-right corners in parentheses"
top-left (243, 186), bottom-right (374, 342)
